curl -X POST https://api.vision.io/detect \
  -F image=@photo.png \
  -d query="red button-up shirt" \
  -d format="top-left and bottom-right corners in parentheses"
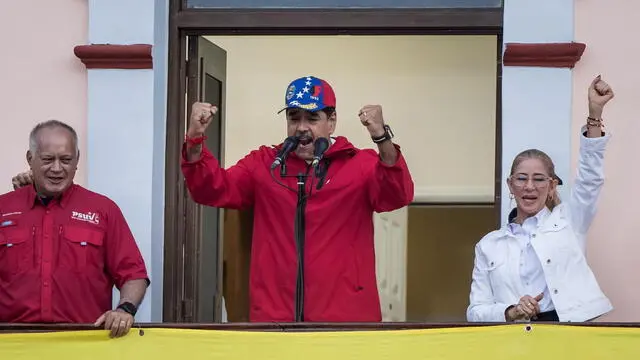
top-left (0, 184), bottom-right (149, 323)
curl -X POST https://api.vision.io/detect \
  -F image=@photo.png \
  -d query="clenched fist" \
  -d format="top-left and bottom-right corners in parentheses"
top-left (12, 170), bottom-right (33, 190)
top-left (588, 75), bottom-right (614, 119)
top-left (187, 102), bottom-right (218, 138)
top-left (358, 105), bottom-right (386, 138)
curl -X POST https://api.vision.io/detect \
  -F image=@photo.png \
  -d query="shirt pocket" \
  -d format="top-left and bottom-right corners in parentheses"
top-left (0, 226), bottom-right (34, 281)
top-left (481, 258), bottom-right (508, 294)
top-left (540, 223), bottom-right (582, 260)
top-left (58, 225), bottom-right (105, 272)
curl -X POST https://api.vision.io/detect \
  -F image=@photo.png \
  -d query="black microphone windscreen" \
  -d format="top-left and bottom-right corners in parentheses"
top-left (280, 135), bottom-right (300, 154)
top-left (314, 137), bottom-right (329, 155)
top-left (285, 135), bottom-right (300, 146)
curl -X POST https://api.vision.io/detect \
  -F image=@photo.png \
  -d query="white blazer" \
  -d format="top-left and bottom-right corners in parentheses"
top-left (466, 128), bottom-right (613, 322)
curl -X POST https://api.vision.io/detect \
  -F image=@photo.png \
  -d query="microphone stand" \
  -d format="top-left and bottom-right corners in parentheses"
top-left (293, 171), bottom-right (307, 322)
top-left (271, 142), bottom-right (329, 322)
top-left (279, 167), bottom-right (310, 322)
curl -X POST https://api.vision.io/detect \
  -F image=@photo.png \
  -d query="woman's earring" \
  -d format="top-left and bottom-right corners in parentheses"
top-left (509, 193), bottom-right (515, 200)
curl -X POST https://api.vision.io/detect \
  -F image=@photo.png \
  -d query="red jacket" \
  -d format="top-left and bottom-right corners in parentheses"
top-left (181, 136), bottom-right (414, 322)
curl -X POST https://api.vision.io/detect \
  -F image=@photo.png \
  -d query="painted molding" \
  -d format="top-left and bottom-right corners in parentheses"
top-left (503, 42), bottom-right (586, 68)
top-left (74, 44), bottom-right (153, 69)
top-left (413, 186), bottom-right (494, 204)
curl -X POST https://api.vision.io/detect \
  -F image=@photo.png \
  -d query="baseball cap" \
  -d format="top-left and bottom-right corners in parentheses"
top-left (277, 76), bottom-right (336, 114)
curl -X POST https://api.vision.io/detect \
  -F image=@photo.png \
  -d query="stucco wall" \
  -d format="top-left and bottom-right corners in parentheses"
top-left (573, 0), bottom-right (640, 322)
top-left (0, 1), bottom-right (88, 191)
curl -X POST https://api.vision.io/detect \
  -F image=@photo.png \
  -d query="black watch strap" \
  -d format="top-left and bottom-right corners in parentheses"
top-left (117, 302), bottom-right (138, 316)
top-left (372, 124), bottom-right (394, 144)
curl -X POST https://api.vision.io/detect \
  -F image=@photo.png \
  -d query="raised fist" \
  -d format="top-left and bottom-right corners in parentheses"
top-left (358, 105), bottom-right (386, 138)
top-left (187, 102), bottom-right (218, 138)
top-left (588, 75), bottom-right (614, 118)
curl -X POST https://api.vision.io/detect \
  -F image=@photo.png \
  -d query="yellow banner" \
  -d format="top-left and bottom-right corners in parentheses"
top-left (1, 324), bottom-right (639, 359)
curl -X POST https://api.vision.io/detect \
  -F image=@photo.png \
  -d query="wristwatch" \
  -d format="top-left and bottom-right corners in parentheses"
top-left (372, 124), bottom-right (394, 144)
top-left (117, 302), bottom-right (138, 316)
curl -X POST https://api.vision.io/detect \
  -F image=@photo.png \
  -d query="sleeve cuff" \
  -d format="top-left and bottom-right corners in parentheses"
top-left (493, 303), bottom-right (512, 322)
top-left (378, 143), bottom-right (406, 168)
top-left (116, 275), bottom-right (151, 290)
top-left (579, 125), bottom-right (611, 151)
top-left (181, 142), bottom-right (212, 165)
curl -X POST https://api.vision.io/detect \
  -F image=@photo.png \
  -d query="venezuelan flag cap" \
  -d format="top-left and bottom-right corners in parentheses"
top-left (277, 76), bottom-right (336, 114)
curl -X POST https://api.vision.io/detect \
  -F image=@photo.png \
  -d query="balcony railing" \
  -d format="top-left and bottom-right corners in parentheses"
top-left (2, 322), bottom-right (639, 360)
top-left (2, 321), bottom-right (640, 332)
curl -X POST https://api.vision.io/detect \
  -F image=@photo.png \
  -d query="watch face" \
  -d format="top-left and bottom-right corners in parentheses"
top-left (384, 125), bottom-right (394, 138)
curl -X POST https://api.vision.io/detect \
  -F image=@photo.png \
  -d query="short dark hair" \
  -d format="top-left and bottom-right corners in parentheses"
top-left (321, 107), bottom-right (336, 117)
top-left (286, 107), bottom-right (336, 118)
top-left (29, 120), bottom-right (79, 154)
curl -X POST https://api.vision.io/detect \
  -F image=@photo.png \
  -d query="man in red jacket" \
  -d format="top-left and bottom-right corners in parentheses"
top-left (183, 75), bottom-right (414, 322)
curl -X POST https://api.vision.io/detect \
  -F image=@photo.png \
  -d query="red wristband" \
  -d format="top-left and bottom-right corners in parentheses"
top-left (185, 134), bottom-right (207, 148)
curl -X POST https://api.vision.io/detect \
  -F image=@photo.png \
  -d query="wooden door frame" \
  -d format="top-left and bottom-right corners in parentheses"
top-left (163, 0), bottom-right (504, 322)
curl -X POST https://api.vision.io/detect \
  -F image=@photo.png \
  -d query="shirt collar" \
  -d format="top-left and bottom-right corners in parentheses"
top-left (26, 183), bottom-right (76, 209)
top-left (507, 206), bottom-right (550, 234)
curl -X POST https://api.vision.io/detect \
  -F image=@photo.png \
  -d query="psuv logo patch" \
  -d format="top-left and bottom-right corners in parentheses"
top-left (71, 211), bottom-right (100, 225)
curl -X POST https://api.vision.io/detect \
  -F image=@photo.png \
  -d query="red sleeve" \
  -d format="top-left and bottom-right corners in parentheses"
top-left (367, 144), bottom-right (415, 212)
top-left (181, 143), bottom-right (256, 210)
top-left (105, 201), bottom-right (149, 289)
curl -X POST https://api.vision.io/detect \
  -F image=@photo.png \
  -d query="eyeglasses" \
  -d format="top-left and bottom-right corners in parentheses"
top-left (509, 175), bottom-right (553, 188)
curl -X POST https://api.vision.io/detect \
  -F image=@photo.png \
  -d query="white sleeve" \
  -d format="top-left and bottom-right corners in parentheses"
top-left (466, 243), bottom-right (512, 322)
top-left (568, 126), bottom-right (611, 253)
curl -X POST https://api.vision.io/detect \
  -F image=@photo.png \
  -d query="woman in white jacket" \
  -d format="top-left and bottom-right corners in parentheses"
top-left (467, 75), bottom-right (615, 323)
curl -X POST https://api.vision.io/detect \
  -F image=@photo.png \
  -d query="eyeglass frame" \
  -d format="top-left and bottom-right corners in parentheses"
top-left (508, 174), bottom-right (557, 189)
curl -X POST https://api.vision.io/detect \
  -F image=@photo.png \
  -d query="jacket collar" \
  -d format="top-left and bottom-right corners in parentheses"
top-left (498, 204), bottom-right (567, 238)
top-left (323, 136), bottom-right (358, 159)
top-left (507, 207), bottom-right (549, 230)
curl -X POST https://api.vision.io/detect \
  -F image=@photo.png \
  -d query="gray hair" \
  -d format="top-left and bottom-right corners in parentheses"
top-left (29, 120), bottom-right (79, 155)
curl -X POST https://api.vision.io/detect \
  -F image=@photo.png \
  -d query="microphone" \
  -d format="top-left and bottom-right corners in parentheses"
top-left (311, 137), bottom-right (330, 168)
top-left (271, 136), bottom-right (300, 170)
top-left (315, 159), bottom-right (331, 190)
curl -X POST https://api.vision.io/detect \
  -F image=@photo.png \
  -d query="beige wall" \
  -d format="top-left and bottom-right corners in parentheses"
top-left (205, 35), bottom-right (497, 203)
top-left (0, 1), bottom-right (88, 192)
top-left (574, 1), bottom-right (640, 321)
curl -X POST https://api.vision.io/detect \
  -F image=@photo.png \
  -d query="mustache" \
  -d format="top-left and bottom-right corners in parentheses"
top-left (295, 132), bottom-right (313, 140)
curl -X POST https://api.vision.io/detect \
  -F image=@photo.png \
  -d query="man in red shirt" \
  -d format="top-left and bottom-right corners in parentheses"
top-left (183, 76), bottom-right (414, 322)
top-left (3, 120), bottom-right (149, 337)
